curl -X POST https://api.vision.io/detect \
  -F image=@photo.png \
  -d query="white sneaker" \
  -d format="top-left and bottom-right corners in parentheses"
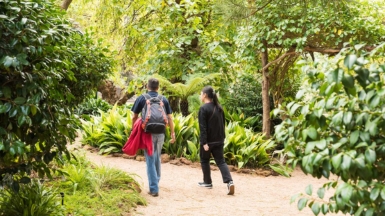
top-left (227, 181), bottom-right (235, 195)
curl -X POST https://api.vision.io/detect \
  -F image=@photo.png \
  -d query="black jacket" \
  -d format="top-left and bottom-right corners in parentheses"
top-left (198, 102), bottom-right (225, 145)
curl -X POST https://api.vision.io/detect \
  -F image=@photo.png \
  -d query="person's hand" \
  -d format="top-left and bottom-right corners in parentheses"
top-left (170, 132), bottom-right (176, 144)
top-left (203, 144), bottom-right (209, 151)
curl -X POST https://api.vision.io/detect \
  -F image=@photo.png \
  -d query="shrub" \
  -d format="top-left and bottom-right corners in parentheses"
top-left (274, 46), bottom-right (385, 215)
top-left (80, 105), bottom-right (132, 154)
top-left (164, 113), bottom-right (200, 159)
top-left (75, 98), bottom-right (113, 117)
top-left (0, 180), bottom-right (65, 216)
top-left (224, 122), bottom-right (274, 168)
top-left (222, 73), bottom-right (263, 119)
top-left (0, 0), bottom-right (113, 186)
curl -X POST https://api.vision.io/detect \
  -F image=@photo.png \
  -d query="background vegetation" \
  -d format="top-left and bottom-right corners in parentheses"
top-left (1, 0), bottom-right (385, 215)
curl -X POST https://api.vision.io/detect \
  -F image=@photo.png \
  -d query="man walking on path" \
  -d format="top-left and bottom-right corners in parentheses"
top-left (131, 78), bottom-right (176, 197)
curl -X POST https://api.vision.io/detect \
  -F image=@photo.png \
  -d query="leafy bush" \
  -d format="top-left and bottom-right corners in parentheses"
top-left (224, 122), bottom-right (274, 168)
top-left (223, 107), bottom-right (261, 131)
top-left (80, 105), bottom-right (132, 154)
top-left (0, 180), bottom-right (65, 216)
top-left (0, 0), bottom-right (113, 186)
top-left (75, 98), bottom-right (112, 117)
top-left (164, 113), bottom-right (200, 159)
top-left (223, 73), bottom-right (263, 119)
top-left (274, 46), bottom-right (385, 215)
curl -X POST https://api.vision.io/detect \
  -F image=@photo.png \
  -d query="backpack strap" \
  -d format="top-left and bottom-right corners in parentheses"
top-left (143, 93), bottom-right (151, 100)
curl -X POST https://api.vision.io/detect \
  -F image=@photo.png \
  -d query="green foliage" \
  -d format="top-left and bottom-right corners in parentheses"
top-left (224, 122), bottom-right (274, 168)
top-left (0, 180), bottom-right (65, 216)
top-left (0, 0), bottom-right (113, 186)
top-left (274, 46), bottom-right (385, 215)
top-left (155, 73), bottom-right (222, 116)
top-left (80, 105), bottom-right (132, 154)
top-left (223, 73), bottom-right (263, 122)
top-left (51, 153), bottom-right (145, 215)
top-left (68, 0), bottom-right (235, 78)
top-left (164, 113), bottom-right (200, 159)
top-left (224, 107), bottom-right (261, 132)
top-left (234, 0), bottom-right (385, 53)
top-left (80, 107), bottom-right (275, 167)
top-left (75, 98), bottom-right (113, 117)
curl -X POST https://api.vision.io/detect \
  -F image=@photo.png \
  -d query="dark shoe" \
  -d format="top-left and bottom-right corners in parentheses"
top-left (227, 181), bottom-right (235, 195)
top-left (198, 182), bottom-right (213, 188)
top-left (147, 191), bottom-right (159, 197)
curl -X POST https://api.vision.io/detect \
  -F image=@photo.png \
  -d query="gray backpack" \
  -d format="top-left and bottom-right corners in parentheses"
top-left (141, 93), bottom-right (168, 133)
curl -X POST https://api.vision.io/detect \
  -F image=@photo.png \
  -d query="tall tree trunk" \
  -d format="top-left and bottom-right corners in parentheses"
top-left (61, 0), bottom-right (73, 10)
top-left (261, 40), bottom-right (271, 138)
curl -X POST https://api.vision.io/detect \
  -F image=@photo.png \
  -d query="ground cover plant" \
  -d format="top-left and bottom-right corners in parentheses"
top-left (50, 153), bottom-right (145, 215)
top-left (0, 152), bottom-right (144, 216)
top-left (0, 180), bottom-right (66, 216)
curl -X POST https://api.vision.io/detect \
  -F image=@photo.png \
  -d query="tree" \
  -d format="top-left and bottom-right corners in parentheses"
top-left (221, 0), bottom-right (384, 137)
top-left (66, 0), bottom-right (236, 112)
top-left (154, 73), bottom-right (221, 116)
top-left (0, 0), bottom-right (113, 187)
top-left (274, 45), bottom-right (385, 215)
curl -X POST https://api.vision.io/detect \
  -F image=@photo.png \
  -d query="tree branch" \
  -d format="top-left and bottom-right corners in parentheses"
top-left (61, 0), bottom-right (73, 11)
top-left (262, 51), bottom-right (298, 71)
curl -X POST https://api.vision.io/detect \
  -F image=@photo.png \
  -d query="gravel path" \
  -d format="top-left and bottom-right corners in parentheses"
top-left (80, 147), bottom-right (344, 216)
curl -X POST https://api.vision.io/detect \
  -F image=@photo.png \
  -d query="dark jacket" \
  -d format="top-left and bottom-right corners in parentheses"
top-left (198, 102), bottom-right (225, 146)
top-left (131, 91), bottom-right (172, 115)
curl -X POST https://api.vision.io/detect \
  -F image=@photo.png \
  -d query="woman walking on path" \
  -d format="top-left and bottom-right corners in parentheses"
top-left (197, 86), bottom-right (235, 195)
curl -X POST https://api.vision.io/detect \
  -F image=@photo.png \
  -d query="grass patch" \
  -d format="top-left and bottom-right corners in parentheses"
top-left (49, 152), bottom-right (146, 215)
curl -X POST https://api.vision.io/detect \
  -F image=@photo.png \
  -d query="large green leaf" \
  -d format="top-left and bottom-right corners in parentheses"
top-left (344, 55), bottom-right (357, 70)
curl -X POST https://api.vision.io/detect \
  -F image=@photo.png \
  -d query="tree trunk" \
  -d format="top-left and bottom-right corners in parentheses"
top-left (97, 80), bottom-right (134, 105)
top-left (261, 40), bottom-right (271, 138)
top-left (168, 96), bottom-right (180, 114)
top-left (180, 98), bottom-right (189, 116)
top-left (61, 0), bottom-right (73, 10)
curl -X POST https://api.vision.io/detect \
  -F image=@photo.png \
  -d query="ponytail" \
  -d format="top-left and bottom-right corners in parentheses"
top-left (202, 86), bottom-right (223, 111)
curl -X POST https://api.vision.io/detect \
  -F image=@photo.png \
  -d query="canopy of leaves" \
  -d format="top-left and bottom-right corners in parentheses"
top-left (234, 0), bottom-right (385, 54)
top-left (274, 45), bottom-right (385, 215)
top-left (0, 0), bottom-right (113, 187)
top-left (68, 0), bottom-right (236, 84)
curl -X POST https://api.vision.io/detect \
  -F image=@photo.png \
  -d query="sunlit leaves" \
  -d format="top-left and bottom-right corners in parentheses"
top-left (274, 47), bottom-right (385, 215)
top-left (0, 0), bottom-right (113, 187)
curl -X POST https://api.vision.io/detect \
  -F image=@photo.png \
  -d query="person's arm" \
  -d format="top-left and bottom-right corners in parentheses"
top-left (132, 113), bottom-right (139, 129)
top-left (198, 107), bottom-right (209, 151)
top-left (130, 95), bottom-right (144, 129)
top-left (198, 108), bottom-right (208, 145)
top-left (168, 114), bottom-right (175, 143)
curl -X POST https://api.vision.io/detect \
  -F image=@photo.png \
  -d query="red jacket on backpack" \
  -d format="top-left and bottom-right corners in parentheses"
top-left (122, 119), bottom-right (153, 156)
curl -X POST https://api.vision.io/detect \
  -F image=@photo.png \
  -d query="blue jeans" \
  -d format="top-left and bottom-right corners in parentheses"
top-left (144, 133), bottom-right (165, 193)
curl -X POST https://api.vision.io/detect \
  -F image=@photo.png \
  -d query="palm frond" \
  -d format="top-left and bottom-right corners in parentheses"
top-left (152, 73), bottom-right (222, 98)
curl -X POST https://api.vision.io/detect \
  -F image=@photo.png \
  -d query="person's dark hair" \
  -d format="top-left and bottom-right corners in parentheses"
top-left (147, 78), bottom-right (159, 91)
top-left (202, 86), bottom-right (222, 111)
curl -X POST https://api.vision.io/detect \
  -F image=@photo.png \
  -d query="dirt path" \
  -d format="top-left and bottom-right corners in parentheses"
top-left (81, 148), bottom-right (343, 216)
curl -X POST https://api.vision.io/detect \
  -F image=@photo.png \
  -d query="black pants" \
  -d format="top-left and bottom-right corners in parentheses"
top-left (200, 144), bottom-right (232, 184)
